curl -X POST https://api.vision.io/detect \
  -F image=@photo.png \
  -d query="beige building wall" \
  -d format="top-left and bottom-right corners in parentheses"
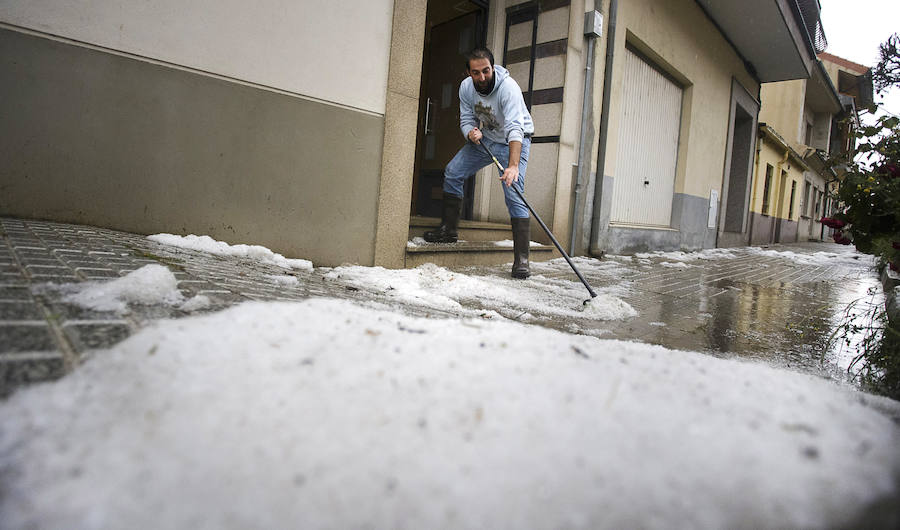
top-left (821, 60), bottom-right (841, 84)
top-left (759, 80), bottom-right (807, 151)
top-left (0, 0), bottom-right (394, 114)
top-left (748, 134), bottom-right (806, 244)
top-left (820, 55), bottom-right (869, 85)
top-left (0, 1), bottom-right (414, 268)
top-left (601, 0), bottom-right (758, 200)
top-left (590, 0), bottom-right (760, 253)
top-left (750, 140), bottom-right (803, 218)
top-left (754, 58), bottom-right (845, 246)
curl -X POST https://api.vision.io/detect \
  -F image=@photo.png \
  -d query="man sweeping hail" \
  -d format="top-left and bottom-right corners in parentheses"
top-left (424, 47), bottom-right (535, 279)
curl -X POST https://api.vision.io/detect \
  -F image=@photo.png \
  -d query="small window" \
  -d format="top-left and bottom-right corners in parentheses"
top-left (788, 181), bottom-right (797, 219)
top-left (762, 164), bottom-right (773, 214)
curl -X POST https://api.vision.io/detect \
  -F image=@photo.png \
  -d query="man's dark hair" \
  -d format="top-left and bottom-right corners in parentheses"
top-left (465, 48), bottom-right (495, 71)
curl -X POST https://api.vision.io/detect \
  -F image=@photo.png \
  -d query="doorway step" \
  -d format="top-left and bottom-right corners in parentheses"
top-left (405, 216), bottom-right (555, 268)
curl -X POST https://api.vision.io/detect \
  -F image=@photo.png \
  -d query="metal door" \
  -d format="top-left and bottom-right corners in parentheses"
top-left (610, 47), bottom-right (683, 226)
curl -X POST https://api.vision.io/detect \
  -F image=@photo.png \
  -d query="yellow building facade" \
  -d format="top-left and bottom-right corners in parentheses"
top-left (750, 59), bottom-right (842, 245)
top-left (749, 126), bottom-right (810, 245)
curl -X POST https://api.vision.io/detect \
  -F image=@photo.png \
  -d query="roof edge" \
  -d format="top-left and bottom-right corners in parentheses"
top-left (818, 52), bottom-right (870, 74)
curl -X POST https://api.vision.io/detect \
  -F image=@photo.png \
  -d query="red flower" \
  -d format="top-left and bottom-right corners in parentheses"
top-left (893, 241), bottom-right (900, 250)
top-left (874, 163), bottom-right (900, 179)
top-left (832, 232), bottom-right (852, 245)
top-left (821, 217), bottom-right (846, 229)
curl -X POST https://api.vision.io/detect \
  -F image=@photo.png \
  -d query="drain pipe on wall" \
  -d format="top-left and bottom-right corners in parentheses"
top-left (747, 133), bottom-right (763, 245)
top-left (568, 9), bottom-right (603, 255)
top-left (588, 0), bottom-right (617, 258)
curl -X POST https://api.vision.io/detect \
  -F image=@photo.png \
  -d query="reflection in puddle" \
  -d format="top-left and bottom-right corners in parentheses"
top-left (479, 246), bottom-right (882, 390)
top-left (556, 271), bottom-right (882, 387)
top-left (701, 276), bottom-right (885, 384)
top-left (827, 282), bottom-right (888, 375)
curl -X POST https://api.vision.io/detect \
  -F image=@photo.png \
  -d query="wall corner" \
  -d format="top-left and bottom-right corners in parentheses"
top-left (373, 0), bottom-right (427, 268)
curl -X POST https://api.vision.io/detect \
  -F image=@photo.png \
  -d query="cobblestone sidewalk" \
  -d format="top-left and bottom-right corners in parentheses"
top-left (1, 217), bottom-right (879, 397)
top-left (0, 218), bottom-right (458, 396)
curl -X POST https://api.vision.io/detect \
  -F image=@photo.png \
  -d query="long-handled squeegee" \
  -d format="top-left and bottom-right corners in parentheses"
top-left (477, 140), bottom-right (598, 304)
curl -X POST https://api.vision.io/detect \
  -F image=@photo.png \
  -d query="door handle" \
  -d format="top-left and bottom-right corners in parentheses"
top-left (424, 97), bottom-right (433, 135)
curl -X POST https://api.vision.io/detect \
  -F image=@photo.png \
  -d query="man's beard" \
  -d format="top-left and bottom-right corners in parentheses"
top-left (475, 75), bottom-right (495, 95)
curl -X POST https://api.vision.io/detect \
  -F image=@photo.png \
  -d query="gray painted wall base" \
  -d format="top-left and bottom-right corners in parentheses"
top-left (0, 28), bottom-right (384, 266)
top-left (798, 218), bottom-right (826, 242)
top-left (776, 219), bottom-right (799, 243)
top-left (750, 212), bottom-right (775, 246)
top-left (671, 192), bottom-right (718, 249)
top-left (748, 214), bottom-right (801, 246)
top-left (591, 179), bottom-right (716, 254)
top-left (749, 213), bottom-right (776, 246)
top-left (717, 231), bottom-right (748, 248)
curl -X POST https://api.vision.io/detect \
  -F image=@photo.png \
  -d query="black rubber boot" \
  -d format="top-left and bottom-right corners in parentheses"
top-left (511, 217), bottom-right (531, 279)
top-left (424, 193), bottom-right (462, 243)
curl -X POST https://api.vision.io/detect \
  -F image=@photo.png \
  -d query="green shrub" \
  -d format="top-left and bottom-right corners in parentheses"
top-left (833, 115), bottom-right (900, 268)
top-left (827, 115), bottom-right (900, 398)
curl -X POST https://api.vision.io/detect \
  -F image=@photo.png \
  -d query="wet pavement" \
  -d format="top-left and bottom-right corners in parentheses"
top-left (0, 216), bottom-right (881, 397)
top-left (520, 249), bottom-right (879, 380)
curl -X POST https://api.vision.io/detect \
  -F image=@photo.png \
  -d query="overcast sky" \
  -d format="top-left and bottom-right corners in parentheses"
top-left (819, 0), bottom-right (899, 116)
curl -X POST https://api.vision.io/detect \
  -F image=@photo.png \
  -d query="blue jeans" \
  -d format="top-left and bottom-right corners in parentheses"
top-left (443, 137), bottom-right (531, 219)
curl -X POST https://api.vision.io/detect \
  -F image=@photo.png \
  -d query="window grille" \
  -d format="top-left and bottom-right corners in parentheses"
top-left (795, 0), bottom-right (828, 53)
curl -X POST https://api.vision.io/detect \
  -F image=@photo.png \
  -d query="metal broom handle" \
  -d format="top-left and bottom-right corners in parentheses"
top-left (477, 140), bottom-right (597, 299)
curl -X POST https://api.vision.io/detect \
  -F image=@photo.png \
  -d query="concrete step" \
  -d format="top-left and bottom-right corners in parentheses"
top-left (408, 216), bottom-right (513, 242)
top-left (405, 240), bottom-right (555, 268)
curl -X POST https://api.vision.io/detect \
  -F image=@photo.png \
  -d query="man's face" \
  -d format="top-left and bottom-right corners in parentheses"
top-left (468, 58), bottom-right (493, 94)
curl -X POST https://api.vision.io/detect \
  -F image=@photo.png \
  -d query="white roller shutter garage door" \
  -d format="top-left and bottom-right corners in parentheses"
top-left (610, 47), bottom-right (683, 227)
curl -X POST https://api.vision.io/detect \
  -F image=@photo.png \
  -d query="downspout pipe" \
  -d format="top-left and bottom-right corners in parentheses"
top-left (568, 11), bottom-right (601, 255)
top-left (588, 0), bottom-right (617, 258)
top-left (747, 134), bottom-right (763, 245)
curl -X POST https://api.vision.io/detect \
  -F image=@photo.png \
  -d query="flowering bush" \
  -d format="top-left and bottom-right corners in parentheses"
top-left (832, 231), bottom-right (853, 245)
top-left (828, 114), bottom-right (900, 399)
top-left (826, 36), bottom-right (900, 399)
top-left (820, 217), bottom-right (846, 229)
top-left (834, 115), bottom-right (900, 270)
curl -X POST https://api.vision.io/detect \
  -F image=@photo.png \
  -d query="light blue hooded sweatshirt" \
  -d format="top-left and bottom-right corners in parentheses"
top-left (459, 64), bottom-right (534, 145)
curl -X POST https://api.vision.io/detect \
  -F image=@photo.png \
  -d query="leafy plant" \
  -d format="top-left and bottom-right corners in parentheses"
top-left (823, 33), bottom-right (900, 398)
top-left (873, 33), bottom-right (900, 96)
top-left (827, 287), bottom-right (900, 400)
top-left (831, 115), bottom-right (900, 269)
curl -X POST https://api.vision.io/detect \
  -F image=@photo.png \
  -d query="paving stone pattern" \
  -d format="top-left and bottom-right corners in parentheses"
top-left (0, 218), bottom-right (454, 397)
top-left (0, 217), bottom-right (879, 397)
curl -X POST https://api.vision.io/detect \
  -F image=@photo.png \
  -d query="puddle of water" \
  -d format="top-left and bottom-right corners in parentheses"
top-left (529, 259), bottom-right (883, 387)
top-left (825, 280), bottom-right (889, 376)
